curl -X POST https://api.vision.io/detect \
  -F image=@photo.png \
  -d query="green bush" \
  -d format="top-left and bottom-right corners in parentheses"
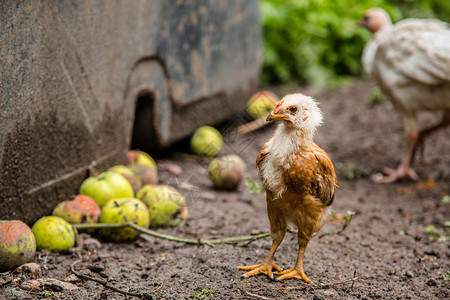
top-left (261, 0), bottom-right (450, 86)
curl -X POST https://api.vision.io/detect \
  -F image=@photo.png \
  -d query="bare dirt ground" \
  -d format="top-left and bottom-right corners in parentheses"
top-left (1, 79), bottom-right (449, 299)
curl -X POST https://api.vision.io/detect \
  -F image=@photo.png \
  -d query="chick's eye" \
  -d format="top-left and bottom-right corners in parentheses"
top-left (288, 106), bottom-right (298, 114)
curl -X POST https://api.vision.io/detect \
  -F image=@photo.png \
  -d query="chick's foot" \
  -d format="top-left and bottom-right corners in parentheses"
top-left (376, 165), bottom-right (418, 183)
top-left (237, 261), bottom-right (283, 280)
top-left (276, 268), bottom-right (311, 282)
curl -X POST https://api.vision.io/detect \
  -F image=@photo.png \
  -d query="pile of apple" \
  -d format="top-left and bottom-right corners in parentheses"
top-left (0, 151), bottom-right (189, 271)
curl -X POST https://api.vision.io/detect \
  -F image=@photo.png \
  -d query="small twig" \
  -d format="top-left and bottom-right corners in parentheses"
top-left (0, 279), bottom-right (12, 288)
top-left (151, 283), bottom-right (164, 293)
top-left (350, 270), bottom-right (357, 289)
top-left (73, 222), bottom-right (270, 246)
top-left (37, 252), bottom-right (49, 270)
top-left (70, 260), bottom-right (153, 299)
top-left (240, 289), bottom-right (271, 300)
top-left (237, 116), bottom-right (272, 135)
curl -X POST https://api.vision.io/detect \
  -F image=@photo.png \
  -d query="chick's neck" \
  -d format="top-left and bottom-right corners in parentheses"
top-left (274, 122), bottom-right (314, 152)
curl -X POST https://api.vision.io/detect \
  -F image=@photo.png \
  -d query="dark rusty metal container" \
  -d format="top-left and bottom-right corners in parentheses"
top-left (0, 0), bottom-right (261, 224)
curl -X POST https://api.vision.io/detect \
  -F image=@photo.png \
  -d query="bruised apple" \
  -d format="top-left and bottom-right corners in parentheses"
top-left (79, 171), bottom-right (134, 207)
top-left (127, 151), bottom-right (158, 186)
top-left (52, 195), bottom-right (101, 224)
top-left (99, 198), bottom-right (150, 242)
top-left (0, 220), bottom-right (36, 272)
top-left (129, 164), bottom-right (158, 186)
top-left (31, 216), bottom-right (76, 253)
top-left (136, 185), bottom-right (188, 228)
top-left (109, 165), bottom-right (142, 194)
top-left (127, 150), bottom-right (157, 171)
top-left (209, 154), bottom-right (246, 190)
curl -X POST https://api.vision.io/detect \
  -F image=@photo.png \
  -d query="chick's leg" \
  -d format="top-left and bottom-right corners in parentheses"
top-left (237, 231), bottom-right (285, 279)
top-left (413, 111), bottom-right (450, 162)
top-left (377, 130), bottom-right (419, 183)
top-left (277, 237), bottom-right (311, 282)
top-left (237, 199), bottom-right (286, 280)
top-left (376, 112), bottom-right (421, 183)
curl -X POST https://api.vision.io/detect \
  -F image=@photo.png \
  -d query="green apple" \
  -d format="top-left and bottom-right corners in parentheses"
top-left (32, 216), bottom-right (76, 253)
top-left (190, 126), bottom-right (223, 157)
top-left (209, 154), bottom-right (246, 190)
top-left (127, 150), bottom-right (157, 171)
top-left (136, 185), bottom-right (188, 228)
top-left (52, 195), bottom-right (101, 224)
top-left (109, 165), bottom-right (142, 194)
top-left (246, 90), bottom-right (279, 120)
top-left (79, 171), bottom-right (134, 207)
top-left (99, 198), bottom-right (150, 242)
top-left (0, 220), bottom-right (36, 272)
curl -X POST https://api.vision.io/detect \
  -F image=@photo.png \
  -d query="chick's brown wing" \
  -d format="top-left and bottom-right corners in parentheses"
top-left (282, 143), bottom-right (337, 207)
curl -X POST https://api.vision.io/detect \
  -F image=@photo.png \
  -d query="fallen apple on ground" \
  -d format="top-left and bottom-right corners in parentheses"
top-left (52, 195), bottom-right (101, 224)
top-left (137, 185), bottom-right (188, 228)
top-left (109, 165), bottom-right (142, 194)
top-left (0, 220), bottom-right (36, 272)
top-left (209, 154), bottom-right (246, 190)
top-left (79, 171), bottom-right (134, 207)
top-left (129, 164), bottom-right (158, 186)
top-left (127, 151), bottom-right (159, 186)
top-left (127, 150), bottom-right (157, 171)
top-left (99, 198), bottom-right (150, 242)
top-left (31, 216), bottom-right (76, 253)
top-left (190, 126), bottom-right (223, 157)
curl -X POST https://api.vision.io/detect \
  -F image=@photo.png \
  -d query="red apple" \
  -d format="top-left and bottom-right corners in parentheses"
top-left (0, 220), bottom-right (36, 272)
top-left (52, 195), bottom-right (101, 224)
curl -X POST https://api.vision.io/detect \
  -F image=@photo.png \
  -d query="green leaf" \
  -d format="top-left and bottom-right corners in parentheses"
top-left (245, 176), bottom-right (264, 194)
top-left (425, 225), bottom-right (437, 234)
top-left (444, 271), bottom-right (450, 281)
top-left (345, 210), bottom-right (356, 221)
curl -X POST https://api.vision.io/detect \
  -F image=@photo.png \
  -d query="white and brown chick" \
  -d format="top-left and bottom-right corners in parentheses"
top-left (237, 94), bottom-right (337, 282)
top-left (358, 8), bottom-right (450, 183)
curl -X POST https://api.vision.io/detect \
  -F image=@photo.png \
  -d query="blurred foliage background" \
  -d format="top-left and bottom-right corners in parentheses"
top-left (260, 0), bottom-right (450, 87)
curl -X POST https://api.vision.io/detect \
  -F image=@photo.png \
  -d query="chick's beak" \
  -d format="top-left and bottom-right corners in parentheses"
top-left (266, 111), bottom-right (288, 122)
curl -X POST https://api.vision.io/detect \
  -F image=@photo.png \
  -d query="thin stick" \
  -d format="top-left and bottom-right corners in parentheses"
top-left (0, 279), bottom-right (12, 288)
top-left (237, 116), bottom-right (272, 135)
top-left (350, 270), bottom-right (357, 289)
top-left (241, 289), bottom-right (271, 300)
top-left (74, 222), bottom-right (270, 246)
top-left (70, 260), bottom-right (153, 299)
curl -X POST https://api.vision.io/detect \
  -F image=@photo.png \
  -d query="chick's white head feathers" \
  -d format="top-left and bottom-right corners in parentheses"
top-left (358, 8), bottom-right (393, 33)
top-left (267, 93), bottom-right (323, 135)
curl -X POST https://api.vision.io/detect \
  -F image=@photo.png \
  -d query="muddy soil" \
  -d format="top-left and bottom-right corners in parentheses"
top-left (1, 80), bottom-right (449, 299)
